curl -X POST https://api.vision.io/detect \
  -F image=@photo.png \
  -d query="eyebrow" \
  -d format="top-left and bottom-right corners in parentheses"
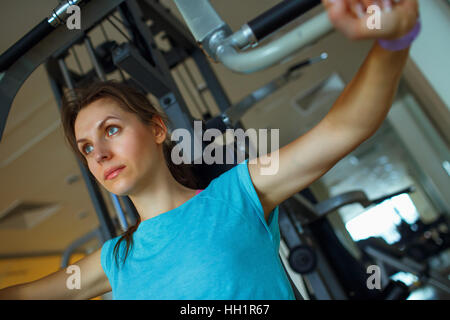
top-left (76, 116), bottom-right (121, 145)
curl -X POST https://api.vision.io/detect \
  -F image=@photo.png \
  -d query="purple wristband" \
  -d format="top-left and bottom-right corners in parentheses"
top-left (378, 20), bottom-right (422, 52)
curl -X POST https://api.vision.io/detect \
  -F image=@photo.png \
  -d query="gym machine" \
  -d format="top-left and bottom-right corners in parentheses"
top-left (280, 186), bottom-right (450, 299)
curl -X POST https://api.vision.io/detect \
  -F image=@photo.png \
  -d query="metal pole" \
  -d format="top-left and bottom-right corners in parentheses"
top-left (60, 227), bottom-right (102, 268)
top-left (84, 36), bottom-right (131, 232)
top-left (84, 37), bottom-right (107, 81)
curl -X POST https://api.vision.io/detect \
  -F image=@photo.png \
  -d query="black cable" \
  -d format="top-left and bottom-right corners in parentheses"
top-left (117, 68), bottom-right (127, 82)
top-left (175, 66), bottom-right (204, 118)
top-left (106, 17), bottom-right (131, 42)
top-left (109, 13), bottom-right (130, 30)
top-left (71, 47), bottom-right (84, 74)
top-left (99, 23), bottom-right (110, 42)
top-left (180, 62), bottom-right (212, 116)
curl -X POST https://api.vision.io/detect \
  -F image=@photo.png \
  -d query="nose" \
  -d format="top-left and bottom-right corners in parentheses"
top-left (93, 143), bottom-right (112, 163)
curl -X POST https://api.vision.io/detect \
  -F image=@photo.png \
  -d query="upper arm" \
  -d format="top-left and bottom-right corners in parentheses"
top-left (248, 118), bottom-right (366, 221)
top-left (22, 247), bottom-right (111, 300)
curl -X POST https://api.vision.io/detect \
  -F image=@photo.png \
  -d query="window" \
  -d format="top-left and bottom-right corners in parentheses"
top-left (345, 193), bottom-right (420, 244)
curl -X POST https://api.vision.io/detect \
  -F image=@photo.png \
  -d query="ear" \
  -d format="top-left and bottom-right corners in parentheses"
top-left (151, 115), bottom-right (167, 144)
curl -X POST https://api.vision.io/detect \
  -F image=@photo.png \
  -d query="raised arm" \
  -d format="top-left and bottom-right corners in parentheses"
top-left (0, 247), bottom-right (111, 300)
top-left (247, 0), bottom-right (420, 221)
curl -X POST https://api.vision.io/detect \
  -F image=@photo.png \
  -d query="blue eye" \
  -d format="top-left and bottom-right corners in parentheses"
top-left (83, 144), bottom-right (93, 155)
top-left (81, 126), bottom-right (120, 156)
top-left (107, 126), bottom-right (119, 136)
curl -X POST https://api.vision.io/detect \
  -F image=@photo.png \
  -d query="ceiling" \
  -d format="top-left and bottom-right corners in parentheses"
top-left (0, 0), bottom-right (372, 258)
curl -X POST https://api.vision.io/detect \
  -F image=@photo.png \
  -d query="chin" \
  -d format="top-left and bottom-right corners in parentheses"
top-left (103, 179), bottom-right (133, 197)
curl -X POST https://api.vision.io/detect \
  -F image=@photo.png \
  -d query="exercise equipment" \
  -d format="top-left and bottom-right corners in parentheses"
top-left (394, 215), bottom-right (450, 261)
top-left (0, 0), bottom-right (87, 73)
top-left (280, 186), bottom-right (450, 299)
top-left (173, 0), bottom-right (332, 73)
top-left (205, 53), bottom-right (328, 132)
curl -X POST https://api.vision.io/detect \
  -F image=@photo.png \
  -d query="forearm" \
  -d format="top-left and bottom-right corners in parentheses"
top-left (0, 284), bottom-right (27, 299)
top-left (324, 40), bottom-right (410, 138)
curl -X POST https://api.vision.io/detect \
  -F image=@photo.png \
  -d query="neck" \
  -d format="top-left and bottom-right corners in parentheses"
top-left (128, 158), bottom-right (196, 223)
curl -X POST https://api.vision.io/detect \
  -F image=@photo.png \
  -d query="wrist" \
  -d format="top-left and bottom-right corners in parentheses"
top-left (378, 19), bottom-right (422, 52)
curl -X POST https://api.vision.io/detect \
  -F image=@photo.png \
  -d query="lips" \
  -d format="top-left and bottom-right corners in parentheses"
top-left (104, 165), bottom-right (126, 180)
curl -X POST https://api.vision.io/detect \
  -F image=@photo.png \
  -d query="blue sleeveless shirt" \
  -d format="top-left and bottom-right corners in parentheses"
top-left (100, 159), bottom-right (295, 300)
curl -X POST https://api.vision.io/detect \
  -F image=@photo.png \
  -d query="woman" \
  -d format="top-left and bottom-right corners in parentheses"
top-left (0, 0), bottom-right (420, 299)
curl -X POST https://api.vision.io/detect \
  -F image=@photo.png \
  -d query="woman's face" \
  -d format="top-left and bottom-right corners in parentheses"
top-left (74, 97), bottom-right (166, 195)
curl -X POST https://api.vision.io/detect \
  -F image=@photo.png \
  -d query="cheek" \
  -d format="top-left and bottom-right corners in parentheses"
top-left (120, 132), bottom-right (156, 167)
top-left (133, 141), bottom-right (157, 169)
top-left (86, 161), bottom-right (102, 184)
top-left (119, 137), bottom-right (144, 161)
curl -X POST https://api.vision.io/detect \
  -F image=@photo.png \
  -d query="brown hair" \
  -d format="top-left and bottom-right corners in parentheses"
top-left (60, 80), bottom-right (198, 267)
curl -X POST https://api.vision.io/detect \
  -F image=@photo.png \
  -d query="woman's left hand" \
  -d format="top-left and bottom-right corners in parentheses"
top-left (321, 0), bottom-right (420, 40)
